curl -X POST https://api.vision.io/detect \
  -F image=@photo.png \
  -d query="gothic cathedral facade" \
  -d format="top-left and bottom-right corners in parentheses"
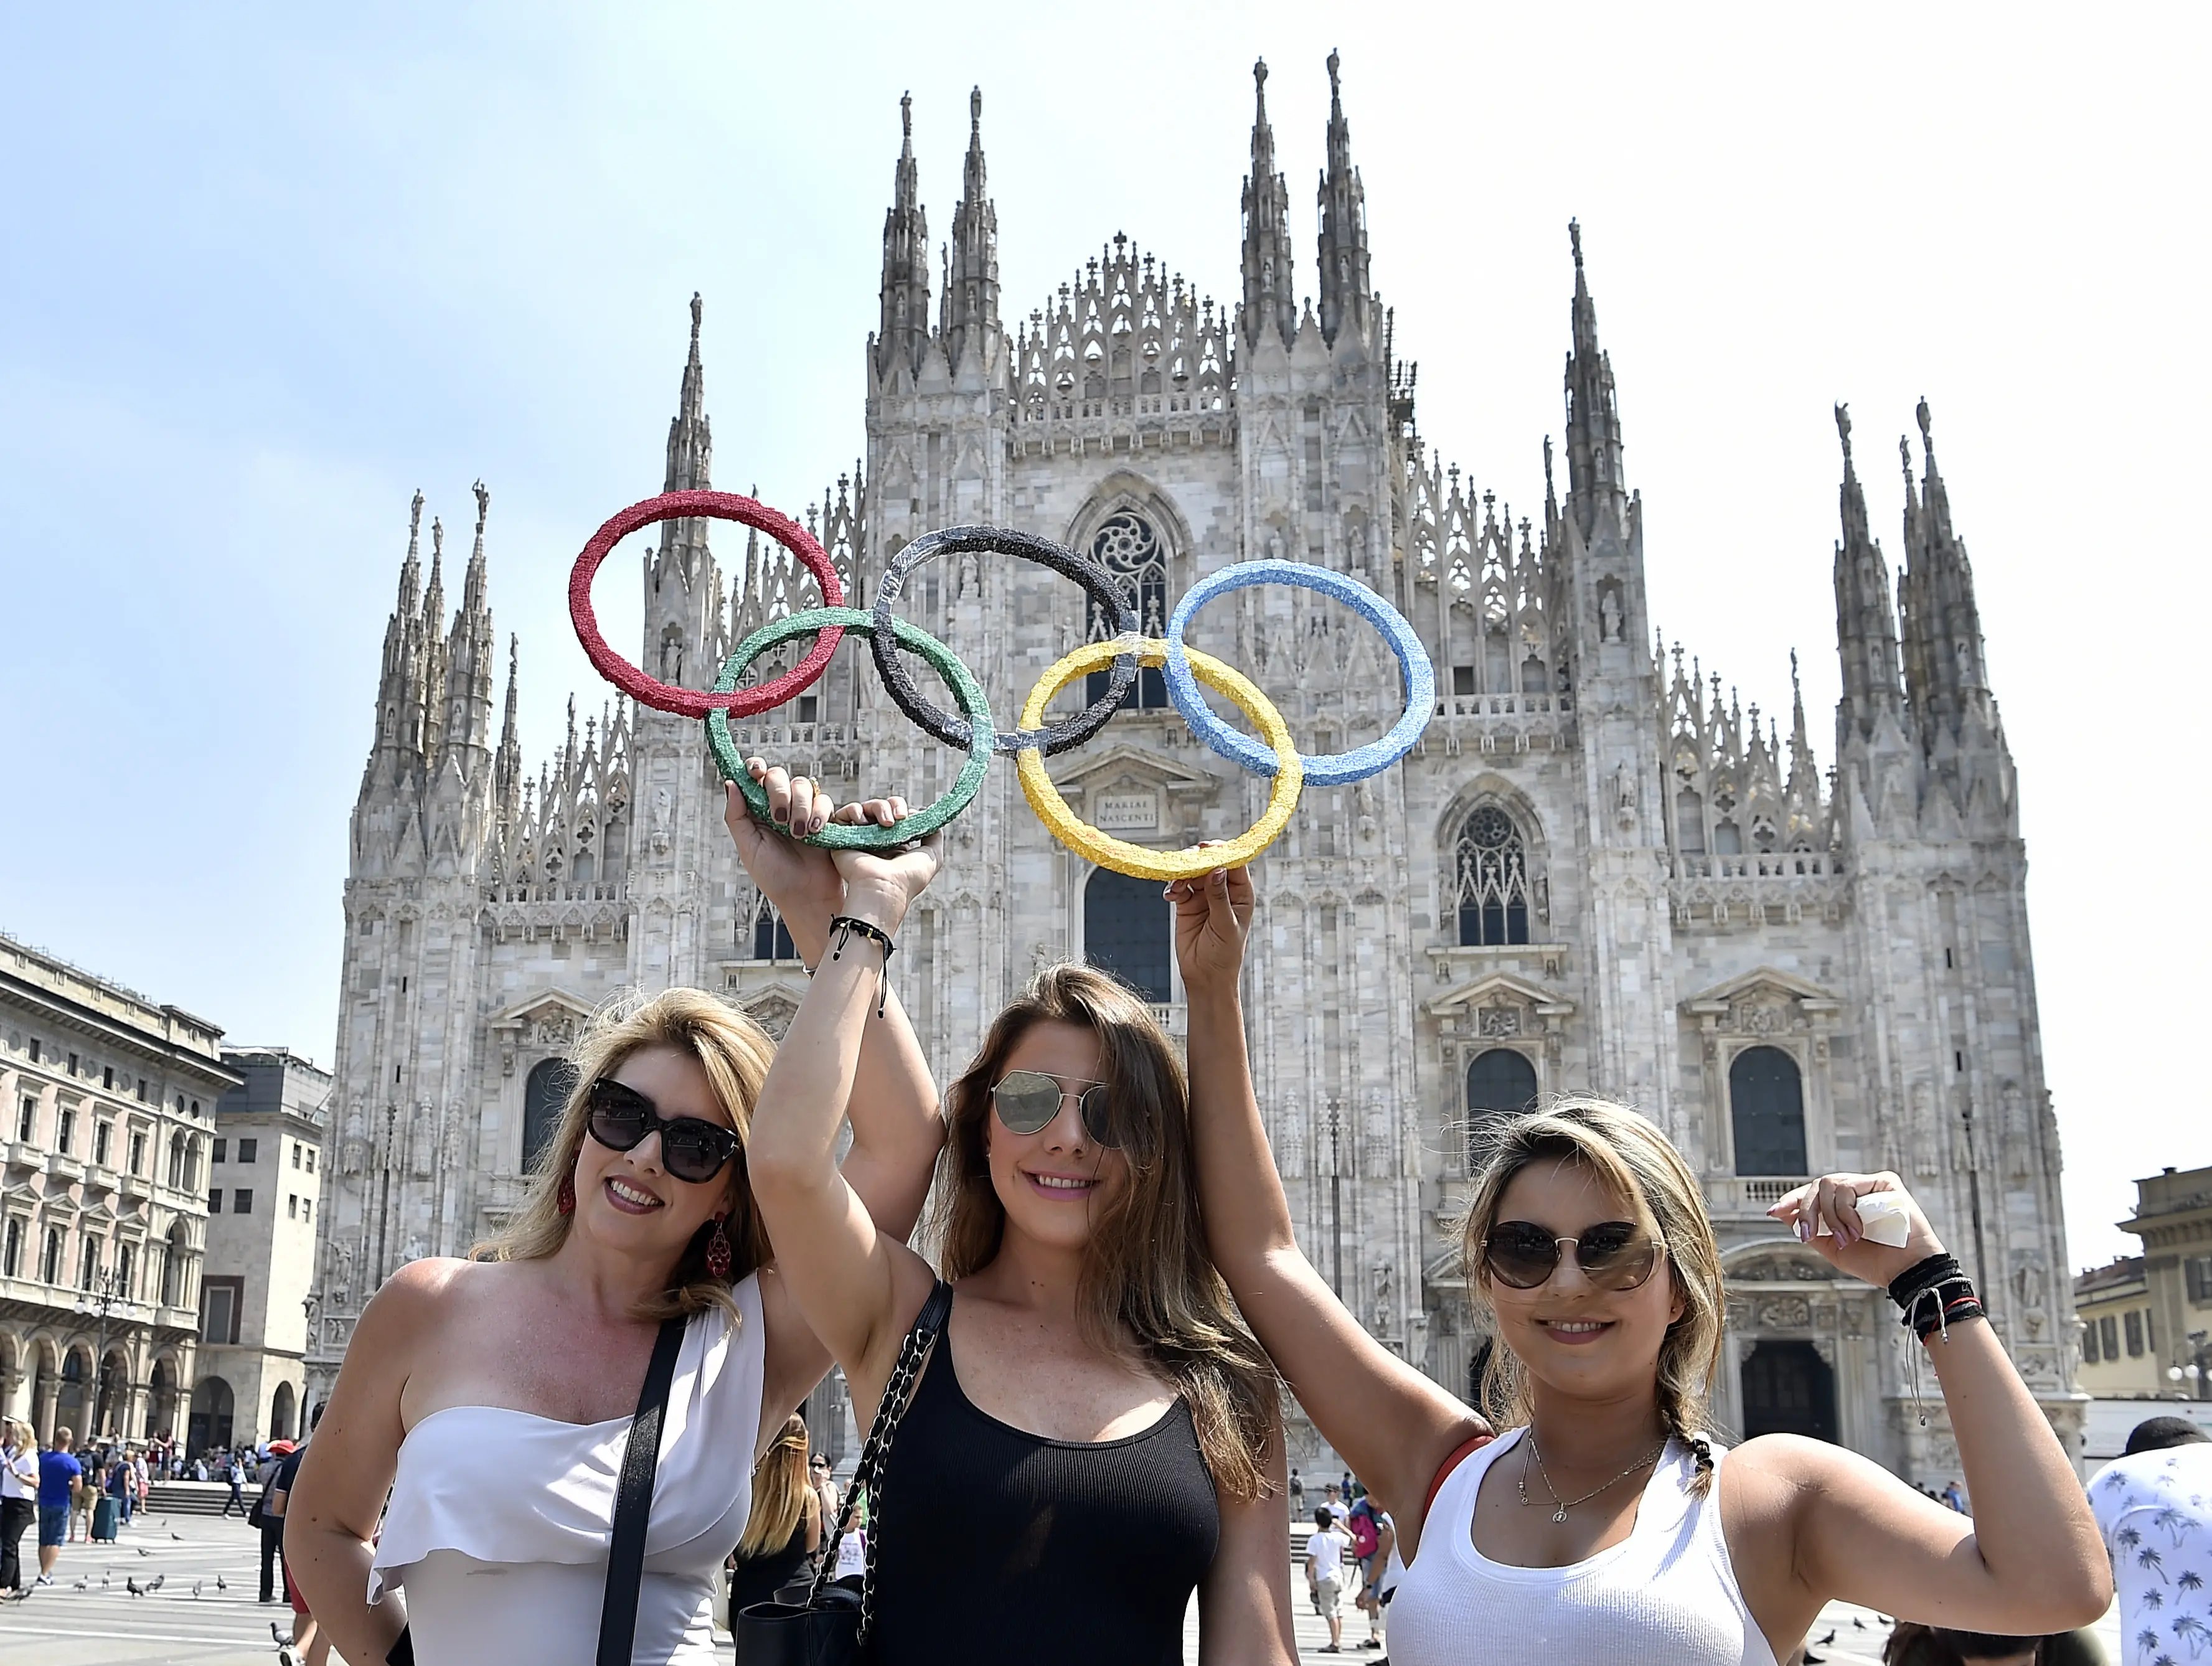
top-left (308, 59), bottom-right (2079, 1476)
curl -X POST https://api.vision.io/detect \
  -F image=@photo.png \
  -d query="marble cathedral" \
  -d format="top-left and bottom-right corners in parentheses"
top-left (307, 58), bottom-right (2079, 1474)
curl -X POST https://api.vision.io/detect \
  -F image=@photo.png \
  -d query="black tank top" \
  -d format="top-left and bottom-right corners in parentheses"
top-left (868, 1312), bottom-right (1220, 1665)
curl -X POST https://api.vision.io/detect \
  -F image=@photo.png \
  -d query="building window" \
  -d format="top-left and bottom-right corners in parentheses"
top-left (2, 1217), bottom-right (19, 1277)
top-left (137, 1078), bottom-right (148, 1103)
top-left (213, 1139), bottom-right (227, 1164)
top-left (523, 1058), bottom-right (577, 1179)
top-left (2081, 1318), bottom-right (2099, 1363)
top-left (2124, 1309), bottom-right (2145, 1357)
top-left (103, 1066), bottom-right (113, 1090)
top-left (57, 1105), bottom-right (75, 1153)
top-left (1729, 1046), bottom-right (1808, 1177)
top-left (1466, 1048), bottom-right (1540, 1168)
top-left (306, 1147), bottom-right (316, 1174)
top-left (1452, 806), bottom-right (1533, 946)
top-left (81, 1238), bottom-right (101, 1288)
top-left (94, 1122), bottom-right (111, 1167)
top-left (750, 895), bottom-right (799, 963)
top-left (116, 1241), bottom-right (133, 1299)
top-left (303, 1198), bottom-right (313, 1224)
top-left (16, 1097), bottom-right (32, 1142)
top-left (238, 1138), bottom-right (257, 1164)
top-left (42, 1228), bottom-right (62, 1284)
top-left (1084, 511), bottom-right (1170, 710)
top-left (1084, 867), bottom-right (1172, 1004)
top-left (2099, 1314), bottom-right (2119, 1360)
top-left (287, 1194), bottom-right (298, 1218)
top-left (208, 1190), bottom-right (223, 1214)
top-left (168, 1133), bottom-right (187, 1188)
top-left (233, 1189), bottom-right (252, 1214)
top-left (68, 1052), bottom-right (78, 1075)
top-left (292, 1142), bottom-right (303, 1169)
top-left (2187, 1254), bottom-right (2212, 1305)
top-left (200, 1279), bottom-right (240, 1345)
top-left (27, 1038), bottom-right (39, 1064)
top-left (129, 1130), bottom-right (145, 1174)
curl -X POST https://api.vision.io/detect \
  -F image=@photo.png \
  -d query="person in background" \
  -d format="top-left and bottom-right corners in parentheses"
top-left (262, 1411), bottom-right (329, 1666)
top-left (256, 1440), bottom-right (296, 1603)
top-left (2087, 1414), bottom-right (2211, 1666)
top-left (831, 1487), bottom-right (867, 1583)
top-left (1354, 1499), bottom-right (1395, 1652)
top-left (1883, 1621), bottom-right (2106, 1665)
top-left (1944, 1480), bottom-right (1968, 1513)
top-left (728, 1414), bottom-right (823, 1626)
top-left (34, 1427), bottom-right (81, 1584)
top-left (221, 1452), bottom-right (248, 1519)
top-left (806, 1454), bottom-right (839, 1568)
top-left (1288, 1469), bottom-right (1304, 1515)
top-left (1, 1420), bottom-right (37, 1597)
top-left (1306, 1506), bottom-right (1353, 1654)
top-left (67, 1449), bottom-right (94, 1543)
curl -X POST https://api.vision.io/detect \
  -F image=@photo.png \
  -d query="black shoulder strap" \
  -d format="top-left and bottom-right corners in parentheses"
top-left (596, 1314), bottom-right (688, 1666)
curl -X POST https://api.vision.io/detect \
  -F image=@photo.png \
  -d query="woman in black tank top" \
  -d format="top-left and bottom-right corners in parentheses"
top-left (737, 768), bottom-right (1296, 1666)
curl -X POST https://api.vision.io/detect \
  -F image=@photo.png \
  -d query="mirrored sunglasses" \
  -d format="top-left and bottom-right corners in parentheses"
top-left (989, 1069), bottom-right (1119, 1148)
top-left (585, 1078), bottom-right (741, 1185)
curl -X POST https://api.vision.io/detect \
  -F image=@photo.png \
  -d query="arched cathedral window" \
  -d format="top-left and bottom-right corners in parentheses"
top-left (1085, 511), bottom-right (1169, 710)
top-left (1465, 1047), bottom-right (1538, 1169)
top-left (522, 1058), bottom-right (577, 1179)
top-left (1452, 806), bottom-right (1532, 946)
top-left (1084, 867), bottom-right (1171, 1004)
top-left (749, 893), bottom-right (798, 963)
top-left (1729, 1045), bottom-right (1807, 1177)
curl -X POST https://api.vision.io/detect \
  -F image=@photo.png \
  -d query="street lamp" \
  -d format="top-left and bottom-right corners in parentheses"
top-left (73, 1268), bottom-right (130, 1439)
top-left (2170, 1330), bottom-right (2211, 1401)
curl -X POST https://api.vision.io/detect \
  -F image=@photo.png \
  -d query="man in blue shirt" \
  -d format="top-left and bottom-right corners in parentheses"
top-left (34, 1426), bottom-right (82, 1585)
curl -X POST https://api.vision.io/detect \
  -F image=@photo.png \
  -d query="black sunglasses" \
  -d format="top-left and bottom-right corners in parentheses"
top-left (585, 1078), bottom-right (741, 1185)
top-left (989, 1070), bottom-right (1119, 1148)
top-left (1482, 1220), bottom-right (1664, 1292)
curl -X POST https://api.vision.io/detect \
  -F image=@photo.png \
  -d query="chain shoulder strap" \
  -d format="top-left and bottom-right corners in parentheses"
top-left (807, 1278), bottom-right (953, 1644)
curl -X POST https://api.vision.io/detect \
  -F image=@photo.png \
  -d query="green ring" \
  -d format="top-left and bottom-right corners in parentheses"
top-left (705, 606), bottom-right (994, 848)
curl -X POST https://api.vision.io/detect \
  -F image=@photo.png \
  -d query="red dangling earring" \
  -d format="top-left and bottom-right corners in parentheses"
top-left (557, 1169), bottom-right (577, 1215)
top-left (705, 1212), bottom-right (732, 1281)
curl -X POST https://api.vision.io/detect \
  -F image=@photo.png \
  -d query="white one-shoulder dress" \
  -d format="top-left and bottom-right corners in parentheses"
top-left (370, 1273), bottom-right (766, 1666)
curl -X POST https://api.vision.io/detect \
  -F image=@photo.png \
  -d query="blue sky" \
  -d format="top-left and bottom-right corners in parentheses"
top-left (2, 3), bottom-right (2203, 1266)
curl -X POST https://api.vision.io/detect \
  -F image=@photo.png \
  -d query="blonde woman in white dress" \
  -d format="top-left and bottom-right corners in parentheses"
top-left (289, 773), bottom-right (943, 1666)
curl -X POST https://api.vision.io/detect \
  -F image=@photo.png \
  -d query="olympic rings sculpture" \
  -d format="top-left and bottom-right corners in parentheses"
top-left (568, 490), bottom-right (1433, 878)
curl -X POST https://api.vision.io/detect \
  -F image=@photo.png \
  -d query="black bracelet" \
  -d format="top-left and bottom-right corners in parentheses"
top-left (827, 915), bottom-right (897, 1016)
top-left (1887, 1253), bottom-right (1961, 1310)
top-left (1901, 1274), bottom-right (1984, 1342)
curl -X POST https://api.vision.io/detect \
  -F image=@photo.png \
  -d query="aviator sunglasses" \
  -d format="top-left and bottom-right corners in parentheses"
top-left (989, 1070), bottom-right (1121, 1148)
top-left (585, 1078), bottom-right (741, 1184)
top-left (1482, 1220), bottom-right (1664, 1292)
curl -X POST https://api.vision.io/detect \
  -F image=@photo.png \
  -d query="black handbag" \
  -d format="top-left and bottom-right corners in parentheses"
top-left (384, 1313), bottom-right (687, 1666)
top-left (735, 1281), bottom-right (952, 1666)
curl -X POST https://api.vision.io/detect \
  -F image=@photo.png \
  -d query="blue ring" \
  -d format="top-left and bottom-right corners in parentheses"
top-left (1161, 560), bottom-right (1435, 786)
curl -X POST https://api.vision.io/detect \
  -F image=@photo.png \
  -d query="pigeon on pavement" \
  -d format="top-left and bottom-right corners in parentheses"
top-left (147, 1574), bottom-right (166, 1592)
top-left (1817, 1632), bottom-right (1835, 1645)
top-left (137, 1545), bottom-right (152, 1556)
top-left (193, 1579), bottom-right (203, 1598)
top-left (216, 1573), bottom-right (228, 1591)
top-left (171, 1531), bottom-right (183, 1540)
top-left (127, 1576), bottom-right (143, 1596)
top-left (271, 1620), bottom-right (294, 1645)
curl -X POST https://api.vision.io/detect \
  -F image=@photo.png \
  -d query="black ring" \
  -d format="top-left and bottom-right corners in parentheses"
top-left (871, 525), bottom-right (1141, 756)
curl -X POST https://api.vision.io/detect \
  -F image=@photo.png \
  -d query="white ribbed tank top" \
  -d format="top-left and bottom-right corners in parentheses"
top-left (1387, 1426), bottom-right (1778, 1666)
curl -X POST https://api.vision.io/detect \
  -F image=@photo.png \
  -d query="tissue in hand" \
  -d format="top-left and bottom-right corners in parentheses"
top-left (1812, 1190), bottom-right (1912, 1248)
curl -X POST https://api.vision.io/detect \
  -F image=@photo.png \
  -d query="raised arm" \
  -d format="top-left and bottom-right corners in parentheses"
top-left (1171, 864), bottom-right (1484, 1557)
top-left (741, 819), bottom-right (944, 1425)
top-left (726, 768), bottom-right (948, 1427)
top-left (1726, 1175), bottom-right (2110, 1642)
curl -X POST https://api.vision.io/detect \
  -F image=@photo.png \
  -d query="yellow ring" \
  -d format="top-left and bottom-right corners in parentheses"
top-left (1015, 637), bottom-right (1304, 881)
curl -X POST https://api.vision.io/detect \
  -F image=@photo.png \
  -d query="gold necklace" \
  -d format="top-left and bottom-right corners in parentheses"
top-left (1518, 1431), bottom-right (1668, 1523)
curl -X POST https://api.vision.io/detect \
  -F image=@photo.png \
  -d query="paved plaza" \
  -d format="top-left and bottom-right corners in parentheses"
top-left (0, 1512), bottom-right (2131, 1665)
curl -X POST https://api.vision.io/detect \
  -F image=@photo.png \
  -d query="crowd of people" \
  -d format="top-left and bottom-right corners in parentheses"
top-left (126, 759), bottom-right (2185, 1665)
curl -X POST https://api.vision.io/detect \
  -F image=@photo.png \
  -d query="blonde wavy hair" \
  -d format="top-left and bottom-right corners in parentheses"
top-left (928, 963), bottom-right (1279, 1501)
top-left (474, 987), bottom-right (776, 1323)
top-left (737, 1413), bottom-right (819, 1557)
top-left (1455, 1096), bottom-right (1726, 1494)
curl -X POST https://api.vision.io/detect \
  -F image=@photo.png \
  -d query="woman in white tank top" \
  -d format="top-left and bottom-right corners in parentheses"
top-left (1165, 864), bottom-right (2110, 1664)
top-left (287, 771), bottom-right (948, 1665)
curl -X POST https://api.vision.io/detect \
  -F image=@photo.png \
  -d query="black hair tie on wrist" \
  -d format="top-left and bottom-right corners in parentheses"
top-left (1886, 1253), bottom-right (1962, 1309)
top-left (828, 915), bottom-right (897, 1016)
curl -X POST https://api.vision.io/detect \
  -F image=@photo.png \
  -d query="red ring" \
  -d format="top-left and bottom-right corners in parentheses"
top-left (567, 489), bottom-right (847, 718)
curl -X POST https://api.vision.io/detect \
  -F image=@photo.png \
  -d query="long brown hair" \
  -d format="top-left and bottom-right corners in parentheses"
top-left (473, 987), bottom-right (776, 1323)
top-left (1454, 1097), bottom-right (1726, 1495)
top-left (928, 963), bottom-right (1278, 1500)
top-left (737, 1413), bottom-right (817, 1556)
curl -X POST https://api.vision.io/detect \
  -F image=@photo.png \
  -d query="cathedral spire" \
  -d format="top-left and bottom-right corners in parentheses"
top-left (940, 87), bottom-right (1000, 375)
top-left (494, 633), bottom-right (522, 823)
top-left (664, 293), bottom-right (711, 492)
top-left (1239, 59), bottom-right (1297, 351)
top-left (1315, 49), bottom-right (1371, 348)
top-left (366, 491), bottom-right (428, 791)
top-left (1831, 402), bottom-right (1904, 746)
top-left (1897, 397), bottom-right (1992, 741)
top-left (1561, 221), bottom-right (1628, 539)
top-left (438, 480), bottom-right (498, 771)
top-left (874, 93), bottom-right (931, 382)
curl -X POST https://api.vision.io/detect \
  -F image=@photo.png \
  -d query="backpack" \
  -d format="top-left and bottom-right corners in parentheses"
top-left (1347, 1505), bottom-right (1379, 1559)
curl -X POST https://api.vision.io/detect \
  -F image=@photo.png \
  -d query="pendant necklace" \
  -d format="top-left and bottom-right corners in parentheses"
top-left (1518, 1431), bottom-right (1668, 1523)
